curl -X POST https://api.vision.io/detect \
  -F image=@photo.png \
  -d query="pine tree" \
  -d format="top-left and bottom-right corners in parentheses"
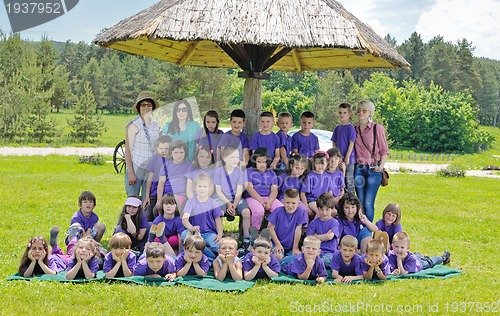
top-left (69, 83), bottom-right (106, 143)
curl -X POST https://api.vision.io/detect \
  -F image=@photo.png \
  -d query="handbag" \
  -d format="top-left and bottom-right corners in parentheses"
top-left (358, 124), bottom-right (389, 186)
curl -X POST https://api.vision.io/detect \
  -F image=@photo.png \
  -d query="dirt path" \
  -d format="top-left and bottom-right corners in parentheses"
top-left (1, 147), bottom-right (499, 178)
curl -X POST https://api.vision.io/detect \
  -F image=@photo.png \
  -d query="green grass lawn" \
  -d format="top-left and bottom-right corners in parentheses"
top-left (0, 155), bottom-right (499, 315)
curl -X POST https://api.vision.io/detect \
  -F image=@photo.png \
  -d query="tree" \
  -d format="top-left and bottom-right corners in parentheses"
top-left (396, 32), bottom-right (427, 83)
top-left (69, 83), bottom-right (106, 143)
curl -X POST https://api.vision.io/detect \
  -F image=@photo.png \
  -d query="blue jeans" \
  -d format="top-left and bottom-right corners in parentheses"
top-left (345, 163), bottom-right (355, 193)
top-left (354, 164), bottom-right (382, 222)
top-left (125, 165), bottom-right (148, 200)
top-left (415, 253), bottom-right (443, 269)
top-left (181, 230), bottom-right (219, 261)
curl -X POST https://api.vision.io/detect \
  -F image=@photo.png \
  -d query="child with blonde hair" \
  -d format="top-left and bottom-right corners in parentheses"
top-left (282, 236), bottom-right (327, 283)
top-left (103, 233), bottom-right (136, 278)
top-left (330, 235), bottom-right (364, 284)
top-left (360, 239), bottom-right (390, 280)
top-left (376, 203), bottom-right (403, 244)
top-left (213, 237), bottom-right (242, 280)
top-left (66, 236), bottom-right (99, 280)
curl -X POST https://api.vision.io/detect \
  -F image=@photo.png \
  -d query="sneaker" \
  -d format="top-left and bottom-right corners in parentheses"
top-left (66, 223), bottom-right (83, 240)
top-left (156, 222), bottom-right (165, 238)
top-left (226, 214), bottom-right (235, 222)
top-left (242, 239), bottom-right (250, 251)
top-left (442, 250), bottom-right (451, 265)
top-left (260, 228), bottom-right (271, 241)
top-left (49, 226), bottom-right (60, 247)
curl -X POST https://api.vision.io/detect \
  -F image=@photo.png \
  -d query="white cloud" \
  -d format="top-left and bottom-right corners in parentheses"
top-left (416, 0), bottom-right (500, 60)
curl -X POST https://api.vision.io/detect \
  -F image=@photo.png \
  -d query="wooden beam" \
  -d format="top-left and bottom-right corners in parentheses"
top-left (218, 43), bottom-right (248, 70)
top-left (291, 49), bottom-right (302, 72)
top-left (261, 46), bottom-right (292, 71)
top-left (178, 41), bottom-right (202, 66)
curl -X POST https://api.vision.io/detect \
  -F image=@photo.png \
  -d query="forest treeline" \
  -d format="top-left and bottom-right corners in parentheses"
top-left (0, 30), bottom-right (497, 152)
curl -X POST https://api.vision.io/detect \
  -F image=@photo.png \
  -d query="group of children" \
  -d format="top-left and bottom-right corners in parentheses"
top-left (19, 106), bottom-right (450, 282)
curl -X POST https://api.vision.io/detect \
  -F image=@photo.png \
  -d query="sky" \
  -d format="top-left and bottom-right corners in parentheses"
top-left (1, 0), bottom-right (499, 60)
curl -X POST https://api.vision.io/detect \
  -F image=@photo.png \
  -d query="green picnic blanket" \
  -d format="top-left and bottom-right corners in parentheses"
top-left (175, 275), bottom-right (255, 292)
top-left (271, 265), bottom-right (462, 285)
top-left (7, 271), bottom-right (106, 282)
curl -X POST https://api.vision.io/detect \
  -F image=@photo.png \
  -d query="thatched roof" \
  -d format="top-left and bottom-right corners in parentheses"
top-left (93, 0), bottom-right (409, 71)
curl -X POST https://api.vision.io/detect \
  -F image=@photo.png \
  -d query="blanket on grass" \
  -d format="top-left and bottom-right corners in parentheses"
top-left (271, 265), bottom-right (462, 285)
top-left (7, 272), bottom-right (254, 292)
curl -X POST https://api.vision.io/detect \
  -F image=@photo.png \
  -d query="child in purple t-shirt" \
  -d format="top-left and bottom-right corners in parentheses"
top-left (181, 173), bottom-right (223, 261)
top-left (389, 231), bottom-right (450, 275)
top-left (245, 147), bottom-right (283, 230)
top-left (331, 103), bottom-right (356, 193)
top-left (18, 235), bottom-right (67, 277)
top-left (213, 237), bottom-right (242, 281)
top-left (144, 134), bottom-right (172, 221)
top-left (326, 147), bottom-right (345, 206)
top-left (150, 194), bottom-right (184, 256)
top-left (330, 235), bottom-right (364, 284)
top-left (114, 196), bottom-right (148, 253)
top-left (282, 236), bottom-right (327, 283)
top-left (301, 152), bottom-right (333, 218)
top-left (218, 109), bottom-right (250, 167)
top-left (277, 153), bottom-right (308, 202)
top-left (276, 112), bottom-right (293, 174)
top-left (291, 111), bottom-right (320, 158)
top-left (67, 191), bottom-right (105, 244)
top-left (103, 233), bottom-right (136, 278)
top-left (175, 235), bottom-right (211, 276)
top-left (306, 193), bottom-right (340, 266)
top-left (267, 188), bottom-right (308, 260)
top-left (243, 237), bottom-right (280, 280)
top-left (134, 242), bottom-right (176, 280)
top-left (338, 193), bottom-right (378, 254)
top-left (185, 144), bottom-right (216, 199)
top-left (360, 239), bottom-right (390, 280)
top-left (66, 237), bottom-right (100, 280)
top-left (250, 112), bottom-right (281, 170)
top-left (196, 110), bottom-right (224, 162)
top-left (157, 140), bottom-right (191, 208)
top-left (375, 203), bottom-right (403, 245)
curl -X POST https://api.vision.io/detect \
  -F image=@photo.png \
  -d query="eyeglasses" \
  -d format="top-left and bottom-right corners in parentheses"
top-left (356, 109), bottom-right (368, 113)
top-left (140, 102), bottom-right (153, 107)
top-left (177, 107), bottom-right (188, 113)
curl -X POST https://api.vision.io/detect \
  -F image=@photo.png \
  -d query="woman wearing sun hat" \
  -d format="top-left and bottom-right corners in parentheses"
top-left (125, 92), bottom-right (162, 199)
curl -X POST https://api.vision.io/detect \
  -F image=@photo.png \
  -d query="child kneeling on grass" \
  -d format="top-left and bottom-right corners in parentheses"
top-left (175, 235), bottom-right (211, 277)
top-left (282, 236), bottom-right (327, 283)
top-left (243, 237), bottom-right (280, 280)
top-left (389, 231), bottom-right (450, 276)
top-left (330, 235), bottom-right (364, 284)
top-left (213, 237), bottom-right (242, 281)
top-left (134, 242), bottom-right (176, 281)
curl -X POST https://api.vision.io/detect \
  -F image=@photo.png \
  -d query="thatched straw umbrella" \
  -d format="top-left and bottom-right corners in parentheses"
top-left (93, 0), bottom-right (409, 135)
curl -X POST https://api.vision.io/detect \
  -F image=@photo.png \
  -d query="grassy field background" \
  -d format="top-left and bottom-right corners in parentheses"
top-left (0, 153), bottom-right (499, 315)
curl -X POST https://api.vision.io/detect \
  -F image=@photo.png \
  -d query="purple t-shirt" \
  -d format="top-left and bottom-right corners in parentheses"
top-left (66, 257), bottom-right (99, 278)
top-left (185, 165), bottom-right (215, 181)
top-left (291, 131), bottom-right (319, 158)
top-left (103, 252), bottom-right (137, 276)
top-left (359, 254), bottom-right (391, 278)
top-left (387, 250), bottom-right (423, 273)
top-left (182, 197), bottom-right (223, 234)
top-left (375, 220), bottom-right (403, 244)
top-left (242, 252), bottom-right (281, 278)
top-left (330, 250), bottom-right (363, 276)
top-left (196, 130), bottom-right (223, 159)
top-left (331, 124), bottom-right (356, 164)
top-left (277, 173), bottom-right (305, 201)
top-left (147, 155), bottom-right (168, 196)
top-left (117, 213), bottom-right (148, 231)
top-left (70, 210), bottom-right (99, 231)
top-left (245, 168), bottom-right (279, 197)
top-left (213, 166), bottom-right (246, 200)
top-left (276, 130), bottom-right (291, 157)
top-left (267, 206), bottom-right (308, 251)
top-left (219, 131), bottom-right (250, 160)
top-left (133, 256), bottom-right (176, 277)
top-left (306, 217), bottom-right (340, 254)
top-left (283, 253), bottom-right (328, 279)
top-left (153, 215), bottom-right (184, 237)
top-left (326, 170), bottom-right (345, 197)
top-left (338, 218), bottom-right (364, 239)
top-left (303, 171), bottom-right (334, 201)
top-left (160, 160), bottom-right (191, 195)
top-left (250, 132), bottom-right (280, 160)
top-left (174, 252), bottom-right (211, 275)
